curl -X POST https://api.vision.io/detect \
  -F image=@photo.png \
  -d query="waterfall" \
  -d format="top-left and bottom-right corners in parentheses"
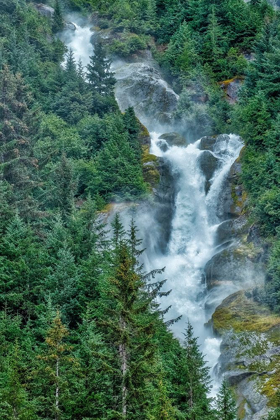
top-left (60, 19), bottom-right (93, 67)
top-left (148, 132), bottom-right (243, 395)
top-left (63, 22), bottom-right (243, 395)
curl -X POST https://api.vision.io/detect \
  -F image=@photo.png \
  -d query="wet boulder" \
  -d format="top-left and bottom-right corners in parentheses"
top-left (199, 134), bottom-right (230, 153)
top-left (153, 157), bottom-right (178, 252)
top-left (197, 150), bottom-right (220, 193)
top-left (157, 140), bottom-right (169, 153)
top-left (65, 22), bottom-right (76, 31)
top-left (215, 219), bottom-right (236, 246)
top-left (204, 245), bottom-right (265, 290)
top-left (159, 132), bottom-right (187, 148)
top-left (216, 157), bottom-right (246, 220)
top-left (199, 136), bottom-right (218, 152)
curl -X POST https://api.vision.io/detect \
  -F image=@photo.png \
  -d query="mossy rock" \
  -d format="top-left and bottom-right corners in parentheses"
top-left (139, 122), bottom-right (150, 146)
top-left (159, 132), bottom-right (187, 147)
top-left (142, 145), bottom-right (160, 188)
top-left (215, 291), bottom-right (280, 413)
top-left (212, 291), bottom-right (280, 335)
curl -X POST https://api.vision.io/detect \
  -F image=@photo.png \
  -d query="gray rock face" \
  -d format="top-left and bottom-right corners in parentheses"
top-left (215, 219), bottom-right (237, 246)
top-left (215, 158), bottom-right (244, 220)
top-left (34, 4), bottom-right (54, 18)
top-left (204, 247), bottom-right (264, 290)
top-left (219, 331), bottom-right (270, 420)
top-left (198, 150), bottom-right (220, 193)
top-left (199, 135), bottom-right (219, 152)
top-left (199, 134), bottom-right (231, 152)
top-left (153, 158), bottom-right (177, 252)
top-left (220, 78), bottom-right (243, 104)
top-left (114, 62), bottom-right (178, 127)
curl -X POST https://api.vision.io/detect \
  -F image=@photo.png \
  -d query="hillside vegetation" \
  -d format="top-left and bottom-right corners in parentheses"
top-left (0, 0), bottom-right (280, 418)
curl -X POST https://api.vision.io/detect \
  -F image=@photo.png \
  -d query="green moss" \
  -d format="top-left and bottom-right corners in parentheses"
top-left (139, 122), bottom-right (150, 139)
top-left (141, 145), bottom-right (160, 188)
top-left (142, 145), bottom-right (158, 164)
top-left (213, 291), bottom-right (280, 406)
top-left (212, 291), bottom-right (280, 335)
top-left (237, 399), bottom-right (247, 420)
top-left (260, 356), bottom-right (280, 407)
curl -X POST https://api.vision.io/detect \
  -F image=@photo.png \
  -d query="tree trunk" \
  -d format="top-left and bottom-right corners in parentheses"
top-left (55, 357), bottom-right (59, 420)
top-left (119, 317), bottom-right (128, 418)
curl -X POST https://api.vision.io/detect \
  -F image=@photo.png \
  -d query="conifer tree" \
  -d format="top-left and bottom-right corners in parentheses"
top-left (52, 0), bottom-right (64, 34)
top-left (123, 107), bottom-right (141, 158)
top-left (65, 49), bottom-right (77, 81)
top-left (86, 40), bottom-right (117, 115)
top-left (215, 379), bottom-right (237, 420)
top-left (0, 66), bottom-right (38, 217)
top-left (0, 214), bottom-right (47, 317)
top-left (91, 216), bottom-right (169, 418)
top-left (0, 342), bottom-right (36, 420)
top-left (180, 322), bottom-right (213, 420)
top-left (87, 41), bottom-right (116, 96)
top-left (45, 245), bottom-right (81, 327)
top-left (34, 311), bottom-right (80, 420)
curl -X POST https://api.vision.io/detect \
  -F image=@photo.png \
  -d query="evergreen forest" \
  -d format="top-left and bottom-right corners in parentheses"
top-left (0, 0), bottom-right (280, 418)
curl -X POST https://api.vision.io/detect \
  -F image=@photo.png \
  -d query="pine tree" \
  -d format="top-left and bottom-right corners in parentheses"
top-left (34, 311), bottom-right (80, 420)
top-left (123, 107), bottom-right (141, 158)
top-left (52, 0), bottom-right (64, 34)
top-left (77, 311), bottom-right (115, 419)
top-left (91, 216), bottom-right (169, 418)
top-left (165, 21), bottom-right (198, 74)
top-left (87, 41), bottom-right (116, 96)
top-left (86, 40), bottom-right (117, 115)
top-left (0, 214), bottom-right (47, 317)
top-left (0, 66), bottom-right (38, 217)
top-left (203, 6), bottom-right (224, 64)
top-left (0, 342), bottom-right (37, 420)
top-left (180, 322), bottom-right (213, 420)
top-left (215, 379), bottom-right (237, 420)
top-left (65, 49), bottom-right (77, 81)
top-left (45, 245), bottom-right (81, 327)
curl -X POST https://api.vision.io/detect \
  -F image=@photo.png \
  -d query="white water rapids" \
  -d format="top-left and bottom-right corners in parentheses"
top-left (63, 21), bottom-right (243, 395)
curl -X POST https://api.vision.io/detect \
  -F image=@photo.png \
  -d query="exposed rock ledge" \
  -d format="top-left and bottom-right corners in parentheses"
top-left (212, 291), bottom-right (280, 419)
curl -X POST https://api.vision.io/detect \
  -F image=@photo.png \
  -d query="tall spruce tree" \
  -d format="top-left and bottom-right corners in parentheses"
top-left (52, 0), bottom-right (64, 34)
top-left (216, 379), bottom-right (237, 420)
top-left (86, 40), bottom-right (117, 115)
top-left (90, 216), bottom-right (171, 418)
top-left (180, 322), bottom-right (213, 420)
top-left (34, 311), bottom-right (81, 420)
top-left (0, 66), bottom-right (38, 217)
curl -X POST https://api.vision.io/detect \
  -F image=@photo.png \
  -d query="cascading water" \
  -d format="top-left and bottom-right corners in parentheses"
top-left (147, 132), bottom-right (243, 395)
top-left (63, 22), bottom-right (243, 395)
top-left (61, 18), bottom-right (93, 67)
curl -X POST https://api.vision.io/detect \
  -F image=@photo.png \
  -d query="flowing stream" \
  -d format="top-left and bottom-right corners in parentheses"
top-left (63, 21), bottom-right (243, 395)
